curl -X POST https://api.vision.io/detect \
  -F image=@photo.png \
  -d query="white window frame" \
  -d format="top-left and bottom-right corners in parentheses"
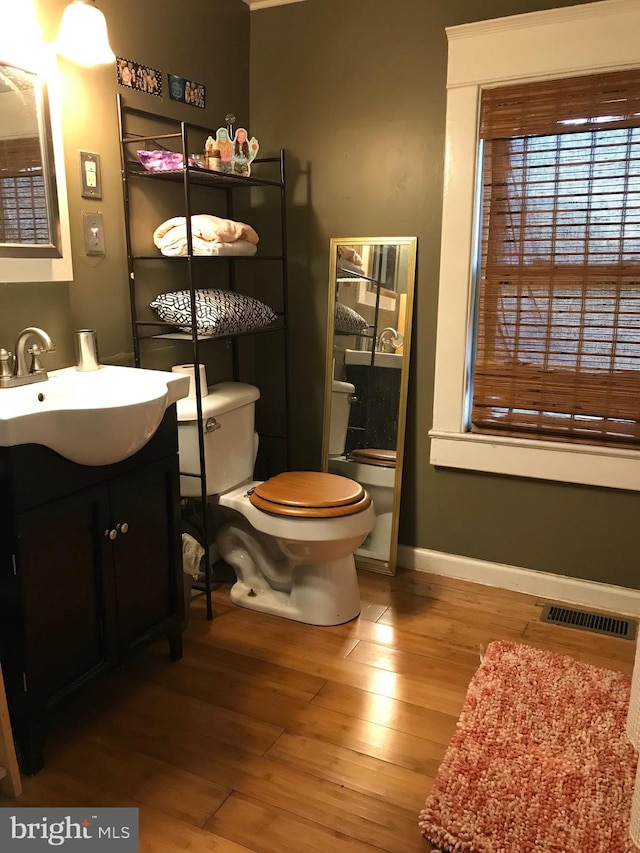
top-left (430, 0), bottom-right (640, 491)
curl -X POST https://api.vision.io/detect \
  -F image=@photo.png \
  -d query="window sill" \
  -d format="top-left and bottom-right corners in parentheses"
top-left (429, 429), bottom-right (640, 492)
top-left (431, 0), bottom-right (640, 495)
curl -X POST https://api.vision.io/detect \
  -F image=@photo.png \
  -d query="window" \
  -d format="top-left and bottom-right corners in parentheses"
top-left (430, 0), bottom-right (640, 491)
top-left (473, 71), bottom-right (640, 447)
top-left (0, 136), bottom-right (49, 245)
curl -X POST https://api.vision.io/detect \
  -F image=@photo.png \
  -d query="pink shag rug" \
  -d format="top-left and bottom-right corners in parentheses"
top-left (419, 641), bottom-right (636, 853)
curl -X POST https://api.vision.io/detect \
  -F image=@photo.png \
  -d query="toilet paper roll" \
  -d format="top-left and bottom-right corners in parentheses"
top-left (171, 363), bottom-right (209, 399)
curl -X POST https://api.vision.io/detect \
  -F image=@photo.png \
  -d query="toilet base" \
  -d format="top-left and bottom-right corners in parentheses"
top-left (228, 556), bottom-right (361, 626)
top-left (356, 511), bottom-right (393, 562)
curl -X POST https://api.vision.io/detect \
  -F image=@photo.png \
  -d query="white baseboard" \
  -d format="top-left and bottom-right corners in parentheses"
top-left (397, 545), bottom-right (640, 618)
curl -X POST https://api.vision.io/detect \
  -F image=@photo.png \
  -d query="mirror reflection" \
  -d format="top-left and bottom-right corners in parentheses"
top-left (323, 237), bottom-right (417, 575)
top-left (0, 61), bottom-right (61, 258)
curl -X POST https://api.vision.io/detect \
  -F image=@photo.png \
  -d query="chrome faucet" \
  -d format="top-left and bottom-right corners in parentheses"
top-left (0, 327), bottom-right (56, 388)
top-left (377, 327), bottom-right (402, 353)
top-left (15, 327), bottom-right (55, 376)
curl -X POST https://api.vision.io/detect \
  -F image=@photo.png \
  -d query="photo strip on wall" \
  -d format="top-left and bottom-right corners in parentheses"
top-left (116, 57), bottom-right (162, 97)
top-left (168, 74), bottom-right (206, 109)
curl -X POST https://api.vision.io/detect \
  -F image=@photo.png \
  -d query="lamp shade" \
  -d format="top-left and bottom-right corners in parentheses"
top-left (0, 0), bottom-right (43, 68)
top-left (56, 0), bottom-right (115, 66)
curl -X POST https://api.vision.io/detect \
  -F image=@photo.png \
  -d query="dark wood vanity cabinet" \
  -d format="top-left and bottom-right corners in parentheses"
top-left (0, 408), bottom-right (184, 775)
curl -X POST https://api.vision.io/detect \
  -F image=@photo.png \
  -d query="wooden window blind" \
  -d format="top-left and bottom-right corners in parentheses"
top-left (472, 69), bottom-right (640, 446)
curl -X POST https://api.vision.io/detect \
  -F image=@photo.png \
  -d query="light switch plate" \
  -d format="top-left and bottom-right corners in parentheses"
top-left (80, 151), bottom-right (102, 199)
top-left (82, 212), bottom-right (106, 256)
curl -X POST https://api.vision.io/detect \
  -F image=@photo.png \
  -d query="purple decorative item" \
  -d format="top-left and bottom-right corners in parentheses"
top-left (136, 150), bottom-right (204, 172)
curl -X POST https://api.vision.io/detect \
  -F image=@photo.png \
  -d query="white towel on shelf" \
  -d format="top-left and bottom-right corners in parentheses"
top-left (153, 213), bottom-right (259, 248)
top-left (337, 245), bottom-right (363, 266)
top-left (158, 234), bottom-right (257, 258)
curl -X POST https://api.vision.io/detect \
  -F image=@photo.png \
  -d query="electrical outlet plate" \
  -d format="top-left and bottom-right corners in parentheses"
top-left (79, 150), bottom-right (102, 199)
top-left (82, 212), bottom-right (106, 256)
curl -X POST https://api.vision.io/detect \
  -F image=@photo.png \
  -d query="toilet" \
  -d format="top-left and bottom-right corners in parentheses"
top-left (176, 382), bottom-right (375, 626)
top-left (327, 452), bottom-right (396, 561)
top-left (327, 380), bottom-right (397, 561)
top-left (329, 379), bottom-right (357, 456)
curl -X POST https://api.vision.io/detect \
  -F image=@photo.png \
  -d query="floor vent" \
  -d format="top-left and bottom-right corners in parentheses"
top-left (540, 604), bottom-right (636, 640)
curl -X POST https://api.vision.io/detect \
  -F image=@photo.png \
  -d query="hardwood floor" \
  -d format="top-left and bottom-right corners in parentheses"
top-left (1, 569), bottom-right (635, 852)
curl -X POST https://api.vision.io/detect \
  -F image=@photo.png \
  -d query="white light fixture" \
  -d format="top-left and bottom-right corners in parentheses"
top-left (55, 0), bottom-right (115, 66)
top-left (0, 0), bottom-right (43, 68)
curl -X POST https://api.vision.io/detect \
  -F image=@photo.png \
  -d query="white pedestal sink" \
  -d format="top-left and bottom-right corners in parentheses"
top-left (0, 365), bottom-right (189, 466)
top-left (344, 349), bottom-right (402, 368)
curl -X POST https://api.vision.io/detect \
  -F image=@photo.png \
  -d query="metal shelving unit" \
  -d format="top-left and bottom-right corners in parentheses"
top-left (117, 95), bottom-right (290, 620)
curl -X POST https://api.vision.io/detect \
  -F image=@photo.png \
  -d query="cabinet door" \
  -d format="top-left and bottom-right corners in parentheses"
top-left (16, 486), bottom-right (113, 704)
top-left (109, 456), bottom-right (182, 655)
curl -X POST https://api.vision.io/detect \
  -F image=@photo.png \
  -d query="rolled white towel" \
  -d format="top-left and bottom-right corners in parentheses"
top-left (337, 245), bottom-right (363, 266)
top-left (153, 213), bottom-right (259, 248)
top-left (159, 233), bottom-right (258, 258)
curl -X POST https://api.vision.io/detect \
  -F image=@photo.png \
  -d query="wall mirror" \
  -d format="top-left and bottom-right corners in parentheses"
top-left (322, 236), bottom-right (417, 575)
top-left (0, 60), bottom-right (72, 281)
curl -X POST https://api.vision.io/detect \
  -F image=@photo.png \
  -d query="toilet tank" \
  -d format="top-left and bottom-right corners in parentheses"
top-left (329, 379), bottom-right (355, 456)
top-left (176, 381), bottom-right (260, 497)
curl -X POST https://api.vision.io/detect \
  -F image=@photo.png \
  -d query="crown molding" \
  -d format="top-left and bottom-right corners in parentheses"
top-left (242, 0), bottom-right (307, 9)
top-left (446, 0), bottom-right (638, 39)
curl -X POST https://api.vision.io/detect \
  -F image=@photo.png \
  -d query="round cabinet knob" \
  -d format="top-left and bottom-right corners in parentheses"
top-left (104, 528), bottom-right (117, 540)
top-left (117, 522), bottom-right (129, 535)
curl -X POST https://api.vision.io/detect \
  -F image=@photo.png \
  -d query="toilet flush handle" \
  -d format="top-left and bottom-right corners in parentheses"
top-left (348, 394), bottom-right (358, 405)
top-left (205, 417), bottom-right (221, 432)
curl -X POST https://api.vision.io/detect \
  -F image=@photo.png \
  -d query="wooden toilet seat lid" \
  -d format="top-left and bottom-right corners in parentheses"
top-left (249, 472), bottom-right (372, 518)
top-left (349, 448), bottom-right (397, 468)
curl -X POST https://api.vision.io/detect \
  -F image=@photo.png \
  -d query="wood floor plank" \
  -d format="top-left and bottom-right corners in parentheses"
top-left (137, 804), bottom-right (258, 853)
top-left (75, 708), bottom-right (259, 791)
top-left (359, 601), bottom-right (389, 622)
top-left (265, 732), bottom-right (433, 812)
top-left (175, 632), bottom-right (327, 702)
top-left (228, 754), bottom-right (426, 853)
top-left (0, 774), bottom-right (256, 853)
top-left (399, 573), bottom-right (541, 611)
top-left (521, 621), bottom-right (634, 672)
top-left (1, 567), bottom-right (630, 853)
top-left (311, 681), bottom-right (458, 746)
top-left (189, 610), bottom-right (469, 715)
top-left (275, 699), bottom-right (447, 775)
top-left (140, 654), bottom-right (321, 732)
top-left (205, 792), bottom-right (385, 853)
top-left (78, 706), bottom-right (426, 853)
top-left (377, 596), bottom-right (529, 642)
top-left (45, 734), bottom-right (231, 826)
top-left (346, 639), bottom-right (479, 689)
top-left (315, 615), bottom-right (519, 664)
top-left (188, 603), bottom-right (361, 659)
top-left (110, 678), bottom-right (285, 756)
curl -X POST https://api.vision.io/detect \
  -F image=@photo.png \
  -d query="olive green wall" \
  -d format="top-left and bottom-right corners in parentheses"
top-left (4, 0), bottom-right (637, 591)
top-left (249, 0), bottom-right (640, 590)
top-left (1, 0), bottom-right (250, 368)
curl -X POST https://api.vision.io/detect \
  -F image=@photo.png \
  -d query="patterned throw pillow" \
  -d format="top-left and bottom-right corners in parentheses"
top-left (334, 302), bottom-right (369, 335)
top-left (150, 289), bottom-right (277, 336)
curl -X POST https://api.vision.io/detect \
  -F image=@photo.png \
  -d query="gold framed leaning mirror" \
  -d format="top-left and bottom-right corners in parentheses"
top-left (322, 237), bottom-right (417, 575)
